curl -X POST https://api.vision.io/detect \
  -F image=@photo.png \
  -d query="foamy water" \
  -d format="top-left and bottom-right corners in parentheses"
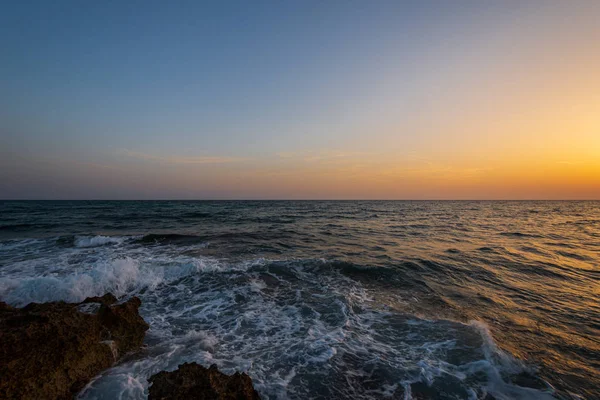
top-left (1, 201), bottom-right (598, 399)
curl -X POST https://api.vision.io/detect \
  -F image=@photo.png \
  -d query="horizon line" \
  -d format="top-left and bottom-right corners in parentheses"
top-left (1, 199), bottom-right (599, 202)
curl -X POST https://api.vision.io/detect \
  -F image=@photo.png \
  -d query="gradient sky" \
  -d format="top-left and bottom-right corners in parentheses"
top-left (1, 1), bottom-right (599, 199)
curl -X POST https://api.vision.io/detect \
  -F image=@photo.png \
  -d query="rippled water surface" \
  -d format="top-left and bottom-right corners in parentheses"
top-left (0, 201), bottom-right (598, 399)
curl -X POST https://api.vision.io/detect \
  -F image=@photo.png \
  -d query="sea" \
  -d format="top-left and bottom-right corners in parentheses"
top-left (0, 201), bottom-right (598, 400)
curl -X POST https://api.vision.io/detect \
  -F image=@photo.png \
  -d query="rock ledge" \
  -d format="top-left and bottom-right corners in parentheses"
top-left (149, 362), bottom-right (260, 400)
top-left (0, 293), bottom-right (148, 399)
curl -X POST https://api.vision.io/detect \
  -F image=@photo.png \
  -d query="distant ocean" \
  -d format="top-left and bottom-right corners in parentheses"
top-left (0, 201), bottom-right (598, 399)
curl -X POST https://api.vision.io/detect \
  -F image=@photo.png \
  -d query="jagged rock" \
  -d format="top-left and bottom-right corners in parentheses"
top-left (0, 294), bottom-right (148, 400)
top-left (148, 362), bottom-right (260, 400)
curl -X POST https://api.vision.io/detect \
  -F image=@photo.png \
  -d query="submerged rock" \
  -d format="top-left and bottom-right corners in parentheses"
top-left (148, 362), bottom-right (260, 400)
top-left (0, 294), bottom-right (148, 400)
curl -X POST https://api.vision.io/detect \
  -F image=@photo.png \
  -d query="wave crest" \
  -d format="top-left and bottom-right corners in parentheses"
top-left (0, 256), bottom-right (235, 307)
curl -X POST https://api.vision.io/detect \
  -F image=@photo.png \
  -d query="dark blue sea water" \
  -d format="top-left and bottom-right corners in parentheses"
top-left (0, 201), bottom-right (598, 399)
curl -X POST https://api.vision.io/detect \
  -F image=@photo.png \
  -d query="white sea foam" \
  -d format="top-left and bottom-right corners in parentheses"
top-left (0, 255), bottom-right (235, 307)
top-left (0, 258), bottom-right (147, 305)
top-left (74, 235), bottom-right (126, 248)
top-left (469, 321), bottom-right (555, 400)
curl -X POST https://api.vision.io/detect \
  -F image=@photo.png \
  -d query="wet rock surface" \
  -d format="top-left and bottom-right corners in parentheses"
top-left (148, 362), bottom-right (260, 400)
top-left (0, 293), bottom-right (148, 400)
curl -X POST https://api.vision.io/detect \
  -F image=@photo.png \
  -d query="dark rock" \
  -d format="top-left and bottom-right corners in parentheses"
top-left (81, 293), bottom-right (118, 305)
top-left (0, 294), bottom-right (149, 400)
top-left (148, 362), bottom-right (260, 400)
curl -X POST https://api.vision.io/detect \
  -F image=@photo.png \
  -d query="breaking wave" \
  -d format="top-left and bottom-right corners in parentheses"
top-left (0, 255), bottom-right (249, 307)
top-left (74, 235), bottom-right (128, 248)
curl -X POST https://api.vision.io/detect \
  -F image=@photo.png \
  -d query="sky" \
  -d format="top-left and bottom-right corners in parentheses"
top-left (1, 0), bottom-right (599, 199)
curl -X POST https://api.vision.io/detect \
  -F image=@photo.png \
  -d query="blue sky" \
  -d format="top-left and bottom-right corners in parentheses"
top-left (1, 1), bottom-right (599, 199)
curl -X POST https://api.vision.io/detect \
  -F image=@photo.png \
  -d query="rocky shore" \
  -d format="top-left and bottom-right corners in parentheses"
top-left (0, 293), bottom-right (148, 399)
top-left (148, 362), bottom-right (260, 400)
top-left (0, 294), bottom-right (261, 400)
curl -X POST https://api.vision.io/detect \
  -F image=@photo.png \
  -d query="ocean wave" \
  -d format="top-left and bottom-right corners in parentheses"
top-left (179, 211), bottom-right (214, 219)
top-left (500, 232), bottom-right (543, 238)
top-left (74, 235), bottom-right (128, 248)
top-left (137, 233), bottom-right (206, 245)
top-left (0, 255), bottom-right (244, 307)
top-left (0, 223), bottom-right (54, 231)
top-left (0, 258), bottom-right (150, 306)
top-left (0, 238), bottom-right (44, 250)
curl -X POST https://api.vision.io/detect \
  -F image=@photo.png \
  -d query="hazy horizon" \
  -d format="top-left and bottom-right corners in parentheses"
top-left (2, 1), bottom-right (599, 200)
top-left (2, 198), bottom-right (600, 202)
